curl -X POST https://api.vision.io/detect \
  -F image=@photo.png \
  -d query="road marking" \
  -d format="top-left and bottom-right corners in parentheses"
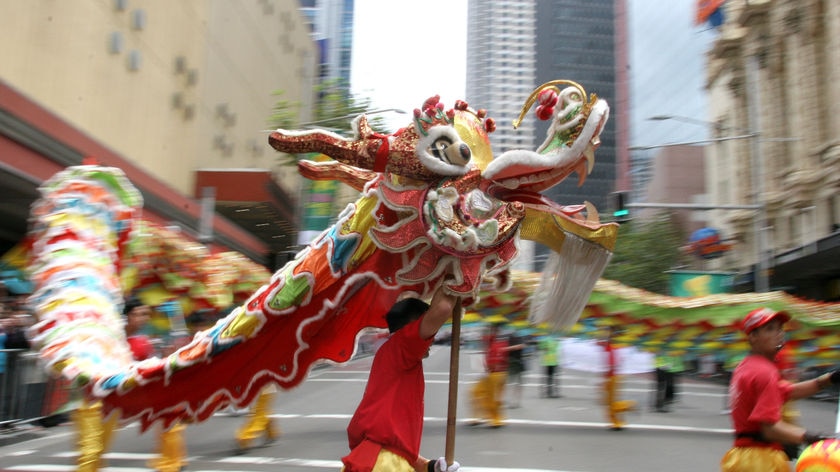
top-left (7, 465), bottom-right (587, 472)
top-left (6, 449), bottom-right (37, 456)
top-left (220, 456), bottom-right (585, 472)
top-left (256, 413), bottom-right (733, 436)
top-left (307, 376), bottom-right (727, 399)
top-left (5, 467), bottom-right (148, 472)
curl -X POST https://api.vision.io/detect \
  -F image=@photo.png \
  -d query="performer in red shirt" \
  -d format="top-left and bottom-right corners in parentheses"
top-left (469, 323), bottom-right (510, 427)
top-left (721, 307), bottom-right (839, 471)
top-left (343, 286), bottom-right (460, 472)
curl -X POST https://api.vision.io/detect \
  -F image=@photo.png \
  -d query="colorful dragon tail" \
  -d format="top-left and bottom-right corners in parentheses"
top-left (27, 165), bottom-right (142, 388)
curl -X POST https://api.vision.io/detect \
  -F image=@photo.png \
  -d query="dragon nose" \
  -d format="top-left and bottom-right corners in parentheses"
top-left (459, 143), bottom-right (471, 162)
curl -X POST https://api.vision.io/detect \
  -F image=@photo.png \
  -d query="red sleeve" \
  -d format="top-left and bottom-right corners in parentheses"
top-left (747, 369), bottom-right (787, 425)
top-left (127, 335), bottom-right (154, 361)
top-left (393, 318), bottom-right (433, 370)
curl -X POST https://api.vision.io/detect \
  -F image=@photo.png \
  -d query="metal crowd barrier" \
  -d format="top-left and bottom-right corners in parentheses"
top-left (1, 349), bottom-right (71, 428)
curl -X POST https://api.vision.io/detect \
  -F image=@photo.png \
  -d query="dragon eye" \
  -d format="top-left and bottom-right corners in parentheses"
top-left (430, 136), bottom-right (454, 162)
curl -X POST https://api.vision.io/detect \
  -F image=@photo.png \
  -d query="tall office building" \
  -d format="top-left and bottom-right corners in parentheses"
top-left (466, 0), bottom-right (627, 270)
top-left (299, 0), bottom-right (355, 86)
top-left (465, 0), bottom-right (537, 270)
top-left (466, 0), bottom-right (537, 155)
top-left (534, 0), bottom-right (625, 217)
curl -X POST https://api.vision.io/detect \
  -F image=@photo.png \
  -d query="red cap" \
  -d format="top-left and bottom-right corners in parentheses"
top-left (742, 307), bottom-right (790, 334)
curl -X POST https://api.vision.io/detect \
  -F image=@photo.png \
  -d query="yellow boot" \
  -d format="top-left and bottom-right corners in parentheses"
top-left (148, 422), bottom-right (187, 472)
top-left (74, 400), bottom-right (117, 472)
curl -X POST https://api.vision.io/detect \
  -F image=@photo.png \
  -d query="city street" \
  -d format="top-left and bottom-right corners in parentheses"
top-left (1, 344), bottom-right (837, 472)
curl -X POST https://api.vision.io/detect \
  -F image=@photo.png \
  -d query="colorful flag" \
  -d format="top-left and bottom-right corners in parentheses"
top-left (695, 0), bottom-right (725, 27)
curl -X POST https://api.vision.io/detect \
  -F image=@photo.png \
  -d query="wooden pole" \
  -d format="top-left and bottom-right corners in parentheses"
top-left (445, 298), bottom-right (462, 466)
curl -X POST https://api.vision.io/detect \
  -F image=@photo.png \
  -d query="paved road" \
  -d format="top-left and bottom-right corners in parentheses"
top-left (1, 345), bottom-right (837, 471)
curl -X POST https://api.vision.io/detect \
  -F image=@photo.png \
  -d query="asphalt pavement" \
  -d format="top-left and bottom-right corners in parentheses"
top-left (1, 346), bottom-right (838, 471)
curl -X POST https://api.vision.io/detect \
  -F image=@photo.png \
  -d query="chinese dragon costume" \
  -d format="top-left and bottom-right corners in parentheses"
top-left (27, 80), bottom-right (618, 429)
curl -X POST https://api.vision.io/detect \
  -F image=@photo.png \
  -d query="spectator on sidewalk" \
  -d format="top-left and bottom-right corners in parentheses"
top-left (654, 350), bottom-right (683, 412)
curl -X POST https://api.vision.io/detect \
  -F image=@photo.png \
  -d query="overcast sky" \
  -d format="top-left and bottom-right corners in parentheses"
top-left (628, 0), bottom-right (718, 147)
top-left (351, 0), bottom-right (717, 145)
top-left (350, 0), bottom-right (468, 130)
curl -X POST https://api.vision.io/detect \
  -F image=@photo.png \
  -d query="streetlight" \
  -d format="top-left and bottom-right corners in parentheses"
top-left (649, 114), bottom-right (729, 132)
top-left (644, 105), bottom-right (777, 291)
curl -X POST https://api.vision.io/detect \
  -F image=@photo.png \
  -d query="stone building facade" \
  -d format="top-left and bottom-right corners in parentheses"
top-left (705, 0), bottom-right (840, 299)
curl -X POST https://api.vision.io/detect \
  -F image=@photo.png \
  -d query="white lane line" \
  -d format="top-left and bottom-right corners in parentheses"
top-left (258, 413), bottom-right (733, 436)
top-left (219, 456), bottom-right (343, 467)
top-left (7, 465), bottom-right (587, 472)
top-left (5, 467), bottom-right (145, 472)
top-left (220, 456), bottom-right (584, 472)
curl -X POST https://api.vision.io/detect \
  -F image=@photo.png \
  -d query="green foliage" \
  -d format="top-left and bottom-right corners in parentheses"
top-left (267, 79), bottom-right (391, 167)
top-left (602, 212), bottom-right (691, 295)
top-left (267, 89), bottom-right (300, 131)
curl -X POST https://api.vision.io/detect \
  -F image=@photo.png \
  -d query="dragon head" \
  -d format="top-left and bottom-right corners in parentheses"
top-left (268, 95), bottom-right (496, 182)
top-left (269, 81), bottom-right (606, 196)
top-left (269, 81), bottom-right (615, 300)
top-left (482, 80), bottom-right (609, 193)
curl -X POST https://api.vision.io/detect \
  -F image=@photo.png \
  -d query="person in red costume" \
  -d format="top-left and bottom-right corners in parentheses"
top-left (342, 286), bottom-right (460, 472)
top-left (602, 325), bottom-right (635, 431)
top-left (469, 322), bottom-right (510, 427)
top-left (721, 307), bottom-right (840, 472)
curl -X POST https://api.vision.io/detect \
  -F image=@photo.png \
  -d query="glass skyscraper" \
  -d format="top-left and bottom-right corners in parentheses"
top-left (467, 0), bottom-right (627, 270)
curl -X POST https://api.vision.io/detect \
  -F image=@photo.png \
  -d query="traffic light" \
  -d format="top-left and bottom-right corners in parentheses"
top-left (610, 191), bottom-right (630, 222)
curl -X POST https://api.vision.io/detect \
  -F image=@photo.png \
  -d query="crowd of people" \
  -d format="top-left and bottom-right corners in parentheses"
top-left (0, 287), bottom-right (35, 428)
top-left (5, 279), bottom-right (840, 472)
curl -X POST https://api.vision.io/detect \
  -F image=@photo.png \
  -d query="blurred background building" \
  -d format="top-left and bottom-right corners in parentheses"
top-left (638, 144), bottom-right (707, 236)
top-left (2, 0), bottom-right (839, 301)
top-left (465, 0), bottom-right (538, 270)
top-left (702, 0), bottom-right (840, 299)
top-left (0, 0), bottom-right (318, 267)
top-left (466, 0), bottom-right (626, 272)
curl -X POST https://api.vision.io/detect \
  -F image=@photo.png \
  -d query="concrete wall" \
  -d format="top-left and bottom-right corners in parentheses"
top-left (0, 0), bottom-right (316, 197)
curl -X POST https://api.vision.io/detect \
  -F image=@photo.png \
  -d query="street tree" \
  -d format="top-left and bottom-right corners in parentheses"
top-left (602, 212), bottom-right (691, 295)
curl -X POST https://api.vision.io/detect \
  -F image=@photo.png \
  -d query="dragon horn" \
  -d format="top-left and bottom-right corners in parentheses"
top-left (512, 80), bottom-right (587, 129)
top-left (268, 115), bottom-right (388, 171)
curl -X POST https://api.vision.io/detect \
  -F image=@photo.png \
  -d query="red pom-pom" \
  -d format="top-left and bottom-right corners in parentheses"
top-left (484, 118), bottom-right (496, 133)
top-left (422, 95), bottom-right (441, 110)
top-left (538, 89), bottom-right (559, 107)
top-left (535, 105), bottom-right (554, 121)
